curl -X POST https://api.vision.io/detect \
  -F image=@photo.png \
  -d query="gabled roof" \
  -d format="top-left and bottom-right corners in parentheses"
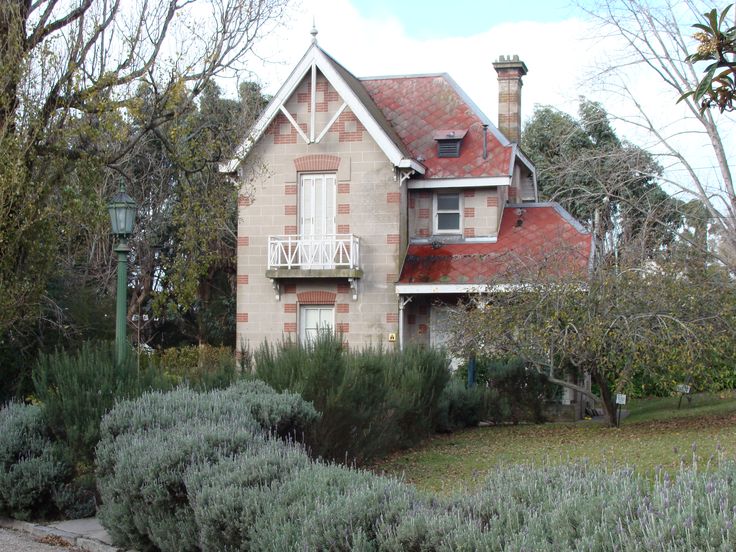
top-left (225, 44), bottom-right (424, 174)
top-left (226, 42), bottom-right (535, 184)
top-left (397, 203), bottom-right (593, 291)
top-left (319, 49), bottom-right (414, 162)
top-left (361, 74), bottom-right (516, 179)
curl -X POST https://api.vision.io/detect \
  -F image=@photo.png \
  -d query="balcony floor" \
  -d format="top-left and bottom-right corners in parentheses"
top-left (265, 267), bottom-right (364, 279)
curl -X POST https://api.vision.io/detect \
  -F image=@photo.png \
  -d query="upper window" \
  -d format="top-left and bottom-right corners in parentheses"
top-left (300, 174), bottom-right (336, 238)
top-left (434, 191), bottom-right (462, 234)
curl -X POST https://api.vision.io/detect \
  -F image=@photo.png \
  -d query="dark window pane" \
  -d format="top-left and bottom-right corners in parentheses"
top-left (437, 213), bottom-right (460, 230)
top-left (437, 193), bottom-right (459, 211)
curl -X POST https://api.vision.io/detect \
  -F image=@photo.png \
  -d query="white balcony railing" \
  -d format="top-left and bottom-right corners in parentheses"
top-left (267, 234), bottom-right (360, 270)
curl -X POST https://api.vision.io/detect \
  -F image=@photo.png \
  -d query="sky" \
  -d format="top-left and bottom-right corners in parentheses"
top-left (348, 0), bottom-right (578, 38)
top-left (242, 0), bottom-right (607, 126)
top-left (225, 0), bottom-right (735, 205)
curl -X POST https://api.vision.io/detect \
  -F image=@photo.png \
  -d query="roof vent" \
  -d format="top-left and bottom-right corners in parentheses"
top-left (434, 129), bottom-right (467, 158)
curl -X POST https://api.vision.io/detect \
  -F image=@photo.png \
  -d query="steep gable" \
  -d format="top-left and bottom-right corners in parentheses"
top-left (225, 44), bottom-right (424, 174)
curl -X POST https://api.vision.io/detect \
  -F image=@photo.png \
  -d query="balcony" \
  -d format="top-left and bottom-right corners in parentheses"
top-left (265, 234), bottom-right (363, 280)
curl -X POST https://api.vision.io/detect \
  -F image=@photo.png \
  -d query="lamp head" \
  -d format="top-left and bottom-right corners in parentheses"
top-left (108, 187), bottom-right (136, 237)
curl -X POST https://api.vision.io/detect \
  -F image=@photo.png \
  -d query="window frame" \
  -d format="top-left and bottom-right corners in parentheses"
top-left (299, 304), bottom-right (335, 344)
top-left (299, 173), bottom-right (337, 238)
top-left (433, 190), bottom-right (463, 235)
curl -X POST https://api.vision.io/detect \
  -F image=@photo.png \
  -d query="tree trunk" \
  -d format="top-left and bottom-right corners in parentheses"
top-left (0, 3), bottom-right (25, 135)
top-left (591, 368), bottom-right (617, 427)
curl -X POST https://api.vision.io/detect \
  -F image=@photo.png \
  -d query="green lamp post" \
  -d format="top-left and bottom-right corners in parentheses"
top-left (108, 185), bottom-right (137, 365)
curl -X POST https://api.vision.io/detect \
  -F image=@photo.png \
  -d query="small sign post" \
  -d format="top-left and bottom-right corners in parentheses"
top-left (615, 394), bottom-right (626, 427)
top-left (677, 384), bottom-right (692, 409)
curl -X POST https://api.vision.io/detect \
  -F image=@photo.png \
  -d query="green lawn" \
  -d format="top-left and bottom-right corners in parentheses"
top-left (369, 392), bottom-right (736, 494)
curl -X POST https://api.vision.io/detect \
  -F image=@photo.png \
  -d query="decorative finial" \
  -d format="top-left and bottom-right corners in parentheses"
top-left (310, 18), bottom-right (318, 44)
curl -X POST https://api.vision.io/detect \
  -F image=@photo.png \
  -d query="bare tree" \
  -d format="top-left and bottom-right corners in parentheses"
top-left (447, 245), bottom-right (733, 427)
top-left (581, 0), bottom-right (736, 266)
top-left (0, 0), bottom-right (287, 336)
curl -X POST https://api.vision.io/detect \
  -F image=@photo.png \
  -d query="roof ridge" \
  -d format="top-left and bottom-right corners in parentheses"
top-left (360, 73), bottom-right (447, 81)
top-left (318, 46), bottom-right (361, 81)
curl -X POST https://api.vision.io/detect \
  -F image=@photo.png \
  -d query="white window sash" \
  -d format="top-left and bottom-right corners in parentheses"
top-left (299, 305), bottom-right (335, 344)
top-left (433, 191), bottom-right (463, 234)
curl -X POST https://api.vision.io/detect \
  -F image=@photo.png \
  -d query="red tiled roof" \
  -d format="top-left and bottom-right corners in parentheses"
top-left (398, 205), bottom-right (593, 286)
top-left (362, 75), bottom-right (512, 179)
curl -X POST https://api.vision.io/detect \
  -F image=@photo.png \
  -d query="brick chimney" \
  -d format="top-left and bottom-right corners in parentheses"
top-left (493, 55), bottom-right (528, 144)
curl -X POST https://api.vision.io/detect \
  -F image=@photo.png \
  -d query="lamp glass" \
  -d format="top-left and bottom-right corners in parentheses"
top-left (108, 191), bottom-right (137, 236)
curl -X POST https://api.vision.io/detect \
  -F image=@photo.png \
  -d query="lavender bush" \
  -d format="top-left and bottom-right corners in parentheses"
top-left (96, 380), bottom-right (736, 551)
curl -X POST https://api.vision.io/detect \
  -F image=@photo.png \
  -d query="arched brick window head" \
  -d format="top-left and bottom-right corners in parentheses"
top-left (297, 291), bottom-right (336, 305)
top-left (294, 155), bottom-right (340, 172)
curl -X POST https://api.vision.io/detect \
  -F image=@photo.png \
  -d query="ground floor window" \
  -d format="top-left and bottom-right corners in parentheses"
top-left (300, 305), bottom-right (334, 343)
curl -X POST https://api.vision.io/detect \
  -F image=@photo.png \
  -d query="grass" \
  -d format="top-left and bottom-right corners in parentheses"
top-left (369, 392), bottom-right (736, 494)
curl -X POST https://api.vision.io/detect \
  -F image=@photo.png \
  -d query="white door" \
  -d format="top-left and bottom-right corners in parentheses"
top-left (430, 305), bottom-right (461, 371)
top-left (300, 174), bottom-right (336, 268)
top-left (300, 305), bottom-right (334, 343)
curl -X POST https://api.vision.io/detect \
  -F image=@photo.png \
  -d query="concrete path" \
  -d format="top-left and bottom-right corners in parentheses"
top-left (0, 527), bottom-right (83, 552)
top-left (0, 518), bottom-right (122, 552)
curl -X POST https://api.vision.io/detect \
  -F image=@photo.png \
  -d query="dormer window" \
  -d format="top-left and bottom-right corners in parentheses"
top-left (434, 129), bottom-right (467, 158)
top-left (434, 191), bottom-right (462, 234)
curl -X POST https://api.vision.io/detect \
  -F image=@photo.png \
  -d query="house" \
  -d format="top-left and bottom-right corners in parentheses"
top-left (227, 30), bottom-right (593, 355)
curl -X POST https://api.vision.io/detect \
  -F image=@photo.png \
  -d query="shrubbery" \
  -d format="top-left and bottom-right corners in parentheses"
top-left (457, 356), bottom-right (557, 423)
top-left (0, 402), bottom-right (69, 520)
top-left (96, 382), bottom-right (736, 551)
top-left (96, 381), bottom-right (318, 551)
top-left (32, 341), bottom-right (172, 466)
top-left (254, 334), bottom-right (450, 463)
top-left (151, 344), bottom-right (240, 390)
top-left (436, 379), bottom-right (502, 432)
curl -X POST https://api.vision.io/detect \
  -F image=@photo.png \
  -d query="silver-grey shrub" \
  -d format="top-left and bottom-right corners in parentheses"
top-left (453, 461), bottom-right (736, 551)
top-left (185, 439), bottom-right (311, 550)
top-left (247, 463), bottom-right (417, 551)
top-left (99, 381), bottom-right (317, 442)
top-left (95, 382), bottom-right (318, 551)
top-left (222, 380), bottom-right (319, 437)
top-left (97, 420), bottom-right (262, 551)
top-left (0, 401), bottom-right (69, 520)
top-left (96, 380), bottom-right (736, 551)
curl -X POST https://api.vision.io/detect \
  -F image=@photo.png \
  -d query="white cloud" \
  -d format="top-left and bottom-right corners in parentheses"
top-left (244, 0), bottom-right (603, 128)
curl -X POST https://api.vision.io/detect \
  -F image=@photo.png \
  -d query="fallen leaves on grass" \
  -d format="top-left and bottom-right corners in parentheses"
top-left (369, 411), bottom-right (736, 493)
